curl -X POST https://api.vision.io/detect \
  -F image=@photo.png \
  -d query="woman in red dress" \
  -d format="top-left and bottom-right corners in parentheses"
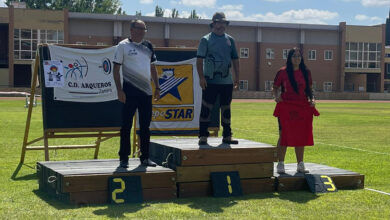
top-left (272, 47), bottom-right (316, 174)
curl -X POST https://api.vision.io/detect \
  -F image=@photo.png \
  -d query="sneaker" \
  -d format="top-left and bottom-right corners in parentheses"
top-left (198, 136), bottom-right (208, 145)
top-left (119, 160), bottom-right (129, 168)
top-left (297, 161), bottom-right (309, 173)
top-left (141, 158), bottom-right (157, 167)
top-left (222, 136), bottom-right (239, 144)
top-left (277, 161), bottom-right (285, 174)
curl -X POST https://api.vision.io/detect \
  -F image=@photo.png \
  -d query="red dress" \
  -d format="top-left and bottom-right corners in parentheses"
top-left (273, 67), bottom-right (319, 147)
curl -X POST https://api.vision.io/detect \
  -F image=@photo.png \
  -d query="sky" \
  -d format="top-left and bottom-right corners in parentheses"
top-left (0, 0), bottom-right (389, 25)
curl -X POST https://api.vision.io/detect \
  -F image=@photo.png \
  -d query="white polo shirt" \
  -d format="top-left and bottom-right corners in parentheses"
top-left (113, 38), bottom-right (157, 95)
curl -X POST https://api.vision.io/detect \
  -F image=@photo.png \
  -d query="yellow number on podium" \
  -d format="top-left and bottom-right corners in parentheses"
top-left (112, 178), bottom-right (125, 203)
top-left (227, 175), bottom-right (233, 194)
top-left (321, 175), bottom-right (336, 192)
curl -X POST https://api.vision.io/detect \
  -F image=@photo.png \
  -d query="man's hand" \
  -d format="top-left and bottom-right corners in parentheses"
top-left (199, 77), bottom-right (207, 90)
top-left (234, 79), bottom-right (239, 89)
top-left (154, 88), bottom-right (160, 101)
top-left (118, 90), bottom-right (126, 103)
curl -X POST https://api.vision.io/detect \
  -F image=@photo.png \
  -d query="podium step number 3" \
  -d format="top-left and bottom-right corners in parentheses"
top-left (211, 171), bottom-right (243, 197)
top-left (108, 176), bottom-right (143, 203)
top-left (305, 174), bottom-right (338, 193)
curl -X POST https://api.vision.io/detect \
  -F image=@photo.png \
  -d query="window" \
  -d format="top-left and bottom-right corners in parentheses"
top-left (345, 42), bottom-right (381, 69)
top-left (308, 50), bottom-right (316, 60)
top-left (97, 42), bottom-right (107, 46)
top-left (266, 48), bottom-right (274, 59)
top-left (76, 42), bottom-right (87, 45)
top-left (323, 82), bottom-right (333, 92)
top-left (324, 50), bottom-right (333, 60)
top-left (283, 49), bottom-right (289, 59)
top-left (13, 29), bottom-right (64, 60)
top-left (386, 63), bottom-right (390, 79)
top-left (312, 81), bottom-right (317, 91)
top-left (239, 80), bottom-right (248, 91)
top-left (265, 81), bottom-right (273, 91)
top-left (240, 48), bottom-right (249, 58)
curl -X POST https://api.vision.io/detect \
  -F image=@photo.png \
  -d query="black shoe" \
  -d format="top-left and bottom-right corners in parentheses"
top-left (141, 158), bottom-right (157, 167)
top-left (222, 136), bottom-right (239, 144)
top-left (119, 160), bottom-right (129, 168)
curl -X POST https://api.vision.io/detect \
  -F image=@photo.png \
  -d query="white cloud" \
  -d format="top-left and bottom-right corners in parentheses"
top-left (361, 0), bottom-right (390, 6)
top-left (178, 10), bottom-right (208, 19)
top-left (219, 4), bottom-right (244, 11)
top-left (179, 0), bottom-right (216, 8)
top-left (355, 14), bottom-right (382, 21)
top-left (146, 11), bottom-right (155, 16)
top-left (226, 9), bottom-right (339, 25)
top-left (140, 0), bottom-right (153, 4)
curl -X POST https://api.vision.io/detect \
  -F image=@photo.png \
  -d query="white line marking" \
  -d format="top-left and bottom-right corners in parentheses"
top-left (234, 128), bottom-right (390, 156)
top-left (365, 188), bottom-right (390, 196)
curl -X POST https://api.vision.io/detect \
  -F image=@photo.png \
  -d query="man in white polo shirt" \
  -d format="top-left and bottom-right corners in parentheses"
top-left (113, 19), bottom-right (160, 168)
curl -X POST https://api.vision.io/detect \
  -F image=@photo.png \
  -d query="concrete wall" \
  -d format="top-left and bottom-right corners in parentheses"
top-left (346, 25), bottom-right (382, 42)
top-left (262, 28), bottom-right (300, 44)
top-left (14, 9), bottom-right (64, 30)
top-left (305, 30), bottom-right (339, 45)
top-left (0, 8), bottom-right (9, 23)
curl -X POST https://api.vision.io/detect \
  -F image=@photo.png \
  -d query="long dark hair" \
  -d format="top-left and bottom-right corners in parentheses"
top-left (286, 47), bottom-right (313, 100)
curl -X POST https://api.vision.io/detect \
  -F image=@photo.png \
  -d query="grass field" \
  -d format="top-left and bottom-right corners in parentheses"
top-left (0, 99), bottom-right (389, 219)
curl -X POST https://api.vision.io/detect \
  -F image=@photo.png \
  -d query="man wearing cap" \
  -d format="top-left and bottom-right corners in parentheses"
top-left (196, 12), bottom-right (240, 145)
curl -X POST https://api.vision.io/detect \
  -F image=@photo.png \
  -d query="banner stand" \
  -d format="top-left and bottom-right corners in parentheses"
top-left (19, 45), bottom-right (219, 164)
top-left (20, 45), bottom-right (121, 164)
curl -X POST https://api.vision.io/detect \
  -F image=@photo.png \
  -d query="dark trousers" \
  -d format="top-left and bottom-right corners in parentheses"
top-left (199, 84), bottom-right (233, 138)
top-left (119, 83), bottom-right (152, 162)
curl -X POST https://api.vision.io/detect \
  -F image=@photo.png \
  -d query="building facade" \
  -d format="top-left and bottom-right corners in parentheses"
top-left (0, 6), bottom-right (388, 93)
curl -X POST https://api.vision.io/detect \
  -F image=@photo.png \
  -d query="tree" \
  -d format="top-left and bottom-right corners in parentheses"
top-left (188, 9), bottom-right (200, 19)
top-left (171, 8), bottom-right (178, 18)
top-left (155, 5), bottom-right (164, 17)
top-left (135, 10), bottom-right (142, 16)
top-left (5, 0), bottom-right (123, 14)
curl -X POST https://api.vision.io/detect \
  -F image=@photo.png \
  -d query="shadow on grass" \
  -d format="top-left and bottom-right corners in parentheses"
top-left (33, 189), bottom-right (149, 217)
top-left (277, 190), bottom-right (319, 203)
top-left (11, 163), bottom-right (38, 181)
top-left (170, 192), bottom-right (278, 213)
top-left (93, 203), bottom-right (149, 218)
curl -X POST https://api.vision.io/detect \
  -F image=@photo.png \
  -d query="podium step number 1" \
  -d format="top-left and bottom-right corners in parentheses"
top-left (211, 171), bottom-right (243, 197)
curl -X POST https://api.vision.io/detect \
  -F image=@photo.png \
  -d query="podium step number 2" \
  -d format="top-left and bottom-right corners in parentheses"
top-left (108, 176), bottom-right (143, 203)
top-left (211, 171), bottom-right (243, 197)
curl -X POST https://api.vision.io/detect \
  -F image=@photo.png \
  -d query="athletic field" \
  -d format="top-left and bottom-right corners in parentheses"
top-left (0, 99), bottom-right (389, 219)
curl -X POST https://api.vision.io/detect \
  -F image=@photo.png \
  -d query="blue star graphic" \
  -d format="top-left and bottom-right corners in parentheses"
top-left (158, 76), bottom-right (187, 101)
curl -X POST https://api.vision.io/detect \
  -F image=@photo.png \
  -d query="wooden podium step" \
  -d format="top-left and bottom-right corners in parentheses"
top-left (178, 178), bottom-right (276, 198)
top-left (274, 163), bottom-right (364, 191)
top-left (149, 138), bottom-right (277, 197)
top-left (37, 159), bottom-right (177, 204)
top-left (149, 138), bottom-right (278, 169)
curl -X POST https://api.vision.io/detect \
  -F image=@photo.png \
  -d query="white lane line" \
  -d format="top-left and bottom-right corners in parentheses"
top-left (365, 188), bottom-right (390, 196)
top-left (234, 128), bottom-right (390, 156)
top-left (316, 141), bottom-right (390, 156)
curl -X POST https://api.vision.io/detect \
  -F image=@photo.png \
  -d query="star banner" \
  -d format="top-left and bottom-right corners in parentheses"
top-left (138, 58), bottom-right (202, 135)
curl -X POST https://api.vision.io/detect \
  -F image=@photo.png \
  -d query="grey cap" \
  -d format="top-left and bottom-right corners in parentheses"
top-left (210, 12), bottom-right (230, 27)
